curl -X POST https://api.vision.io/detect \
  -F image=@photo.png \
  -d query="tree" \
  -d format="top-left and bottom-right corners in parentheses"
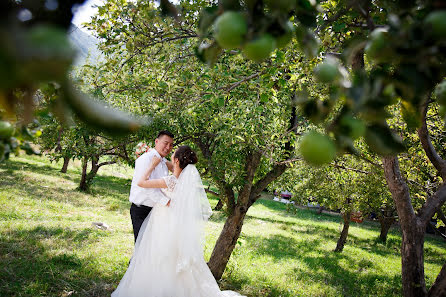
top-left (0, 0), bottom-right (147, 162)
top-left (272, 151), bottom-right (394, 250)
top-left (39, 115), bottom-right (134, 191)
top-left (82, 0), bottom-right (307, 279)
top-left (382, 101), bottom-right (446, 296)
top-left (37, 84), bottom-right (137, 192)
top-left (84, 0), bottom-right (446, 290)
top-left (2, 0), bottom-right (445, 294)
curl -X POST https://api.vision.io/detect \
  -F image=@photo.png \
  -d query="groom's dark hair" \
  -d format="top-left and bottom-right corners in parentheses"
top-left (156, 130), bottom-right (174, 139)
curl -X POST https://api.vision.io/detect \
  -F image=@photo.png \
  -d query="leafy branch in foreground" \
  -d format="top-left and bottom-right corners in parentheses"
top-left (0, 1), bottom-right (149, 162)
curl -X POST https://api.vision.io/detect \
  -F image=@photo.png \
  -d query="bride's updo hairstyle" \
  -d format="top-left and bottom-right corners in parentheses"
top-left (174, 145), bottom-right (198, 169)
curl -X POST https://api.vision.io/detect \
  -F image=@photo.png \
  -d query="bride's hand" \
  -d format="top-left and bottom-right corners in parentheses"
top-left (150, 156), bottom-right (161, 169)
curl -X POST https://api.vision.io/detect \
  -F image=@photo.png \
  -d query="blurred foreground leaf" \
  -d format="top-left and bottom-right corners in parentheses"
top-left (61, 81), bottom-right (150, 136)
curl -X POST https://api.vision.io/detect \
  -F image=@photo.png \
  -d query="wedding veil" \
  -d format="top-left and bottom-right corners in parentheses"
top-left (170, 164), bottom-right (213, 273)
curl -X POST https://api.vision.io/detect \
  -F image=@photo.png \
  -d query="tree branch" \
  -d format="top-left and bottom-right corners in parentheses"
top-left (418, 182), bottom-right (446, 225)
top-left (219, 71), bottom-right (264, 93)
top-left (382, 156), bottom-right (417, 226)
top-left (238, 150), bottom-right (262, 207)
top-left (98, 160), bottom-right (116, 168)
top-left (417, 102), bottom-right (446, 180)
top-left (205, 188), bottom-right (220, 197)
top-left (317, 5), bottom-right (353, 33)
top-left (353, 1), bottom-right (375, 31)
top-left (194, 137), bottom-right (236, 211)
top-left (275, 157), bottom-right (302, 165)
top-left (331, 163), bottom-right (370, 174)
top-left (249, 105), bottom-right (299, 206)
top-left (248, 163), bottom-right (288, 208)
top-left (428, 261), bottom-right (446, 296)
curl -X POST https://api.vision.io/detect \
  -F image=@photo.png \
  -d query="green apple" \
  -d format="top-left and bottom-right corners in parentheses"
top-left (425, 10), bottom-right (446, 38)
top-left (365, 28), bottom-right (393, 62)
top-left (0, 121), bottom-right (14, 139)
top-left (340, 115), bottom-right (366, 139)
top-left (300, 130), bottom-right (336, 166)
top-left (19, 25), bottom-right (75, 82)
top-left (439, 105), bottom-right (446, 118)
top-left (214, 12), bottom-right (247, 49)
top-left (276, 21), bottom-right (295, 48)
top-left (314, 59), bottom-right (340, 83)
top-left (0, 142), bottom-right (5, 158)
top-left (243, 34), bottom-right (276, 62)
top-left (435, 80), bottom-right (446, 105)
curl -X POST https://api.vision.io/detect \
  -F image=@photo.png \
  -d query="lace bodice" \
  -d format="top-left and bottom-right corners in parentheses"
top-left (161, 175), bottom-right (177, 199)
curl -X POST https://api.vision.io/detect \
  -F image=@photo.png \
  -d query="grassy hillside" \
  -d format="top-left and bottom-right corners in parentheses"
top-left (0, 155), bottom-right (444, 297)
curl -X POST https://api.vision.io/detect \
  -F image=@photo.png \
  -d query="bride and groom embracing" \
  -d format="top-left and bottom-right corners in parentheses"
top-left (112, 131), bottom-right (245, 297)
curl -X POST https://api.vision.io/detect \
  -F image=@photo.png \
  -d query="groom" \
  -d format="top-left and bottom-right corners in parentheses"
top-left (129, 130), bottom-right (174, 242)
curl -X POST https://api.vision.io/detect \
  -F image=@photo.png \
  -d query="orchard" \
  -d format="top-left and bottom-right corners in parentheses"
top-left (0, 0), bottom-right (446, 296)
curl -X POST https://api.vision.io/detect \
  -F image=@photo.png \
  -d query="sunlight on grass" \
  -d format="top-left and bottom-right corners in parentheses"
top-left (1, 155), bottom-right (445, 297)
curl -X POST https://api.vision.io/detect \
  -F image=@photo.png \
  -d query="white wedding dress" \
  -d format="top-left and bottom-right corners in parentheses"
top-left (111, 165), bottom-right (245, 297)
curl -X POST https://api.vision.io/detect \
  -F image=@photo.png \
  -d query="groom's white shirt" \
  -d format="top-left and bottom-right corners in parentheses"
top-left (129, 149), bottom-right (170, 207)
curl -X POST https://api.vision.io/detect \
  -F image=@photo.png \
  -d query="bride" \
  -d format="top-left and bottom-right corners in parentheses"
top-left (112, 145), bottom-right (245, 297)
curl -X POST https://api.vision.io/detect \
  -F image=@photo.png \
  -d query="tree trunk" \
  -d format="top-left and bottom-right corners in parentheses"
top-left (428, 262), bottom-right (446, 297)
top-left (317, 205), bottom-right (324, 214)
top-left (207, 206), bottom-right (247, 280)
top-left (382, 156), bottom-right (428, 296)
top-left (351, 49), bottom-right (365, 71)
top-left (60, 156), bottom-right (70, 173)
top-left (378, 216), bottom-right (395, 243)
top-left (78, 157), bottom-right (113, 192)
top-left (334, 211), bottom-right (351, 252)
top-left (85, 158), bottom-right (99, 187)
top-left (214, 199), bottom-right (224, 211)
top-left (400, 223), bottom-right (428, 297)
top-left (79, 157), bottom-right (89, 191)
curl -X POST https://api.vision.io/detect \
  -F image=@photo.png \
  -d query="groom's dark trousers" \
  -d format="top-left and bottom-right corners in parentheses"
top-left (130, 203), bottom-right (153, 242)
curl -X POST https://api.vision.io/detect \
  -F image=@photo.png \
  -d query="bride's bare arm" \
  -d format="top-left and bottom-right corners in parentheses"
top-left (138, 178), bottom-right (167, 189)
top-left (137, 156), bottom-right (168, 188)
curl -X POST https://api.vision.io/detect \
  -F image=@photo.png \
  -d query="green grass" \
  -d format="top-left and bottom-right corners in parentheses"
top-left (1, 155), bottom-right (445, 297)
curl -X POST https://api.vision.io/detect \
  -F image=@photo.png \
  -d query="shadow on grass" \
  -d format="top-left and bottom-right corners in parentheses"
top-left (298, 253), bottom-right (402, 296)
top-left (251, 199), bottom-right (445, 263)
top-left (245, 212), bottom-right (405, 262)
top-left (1, 158), bottom-right (131, 211)
top-left (252, 199), bottom-right (343, 224)
top-left (246, 234), bottom-right (322, 260)
top-left (222, 275), bottom-right (299, 297)
top-left (0, 226), bottom-right (118, 297)
top-left (1, 170), bottom-right (86, 206)
top-left (0, 158), bottom-right (79, 182)
top-left (242, 234), bottom-right (401, 296)
top-left (222, 232), bottom-right (402, 296)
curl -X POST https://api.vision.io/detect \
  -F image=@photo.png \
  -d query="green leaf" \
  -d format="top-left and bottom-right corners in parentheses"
top-left (400, 101), bottom-right (421, 131)
top-left (198, 6), bottom-right (219, 36)
top-left (196, 42), bottom-right (222, 65)
top-left (216, 97), bottom-right (225, 107)
top-left (364, 124), bottom-right (405, 156)
top-left (332, 23), bottom-right (347, 33)
top-left (61, 81), bottom-right (147, 136)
